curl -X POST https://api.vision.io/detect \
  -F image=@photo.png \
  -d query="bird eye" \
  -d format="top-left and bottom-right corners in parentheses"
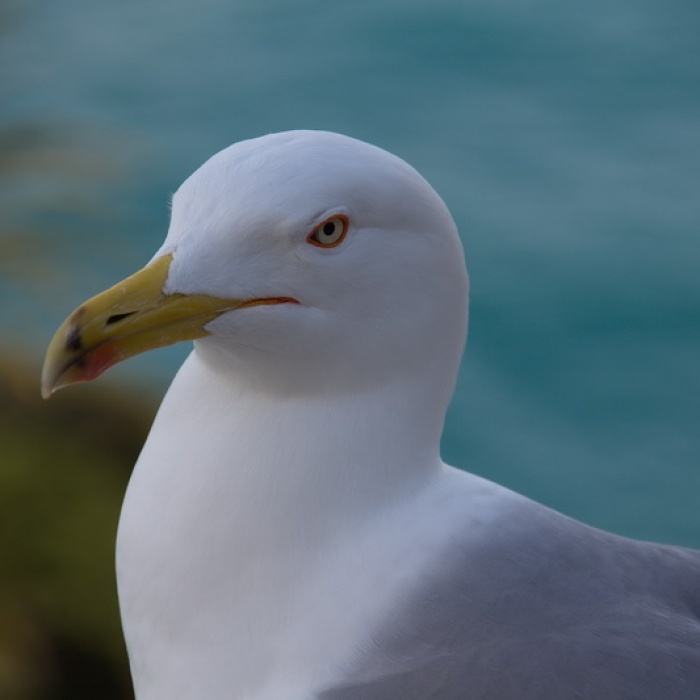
top-left (307, 215), bottom-right (349, 248)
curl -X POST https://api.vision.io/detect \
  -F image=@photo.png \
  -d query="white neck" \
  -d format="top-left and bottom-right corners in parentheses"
top-left (116, 346), bottom-right (448, 699)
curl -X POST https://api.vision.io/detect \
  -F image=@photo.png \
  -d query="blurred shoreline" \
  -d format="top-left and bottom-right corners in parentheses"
top-left (0, 353), bottom-right (154, 700)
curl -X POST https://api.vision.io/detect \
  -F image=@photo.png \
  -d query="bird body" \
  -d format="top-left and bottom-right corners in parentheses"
top-left (42, 131), bottom-right (700, 699)
top-left (118, 347), bottom-right (512, 698)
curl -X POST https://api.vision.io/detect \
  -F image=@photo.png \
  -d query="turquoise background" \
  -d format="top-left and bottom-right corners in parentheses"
top-left (2, 0), bottom-right (699, 546)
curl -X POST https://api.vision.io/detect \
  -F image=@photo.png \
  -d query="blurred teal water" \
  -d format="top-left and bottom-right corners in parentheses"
top-left (2, 0), bottom-right (699, 544)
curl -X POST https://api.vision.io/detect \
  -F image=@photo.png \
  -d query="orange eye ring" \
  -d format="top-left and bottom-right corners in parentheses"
top-left (306, 214), bottom-right (349, 248)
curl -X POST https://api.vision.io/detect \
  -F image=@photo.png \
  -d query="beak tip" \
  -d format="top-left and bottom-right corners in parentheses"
top-left (40, 364), bottom-right (58, 400)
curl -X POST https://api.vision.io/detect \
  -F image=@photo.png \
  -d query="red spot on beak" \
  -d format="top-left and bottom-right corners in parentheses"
top-left (77, 343), bottom-right (119, 383)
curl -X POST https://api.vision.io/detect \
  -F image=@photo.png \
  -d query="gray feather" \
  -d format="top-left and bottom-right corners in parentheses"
top-left (319, 504), bottom-right (700, 699)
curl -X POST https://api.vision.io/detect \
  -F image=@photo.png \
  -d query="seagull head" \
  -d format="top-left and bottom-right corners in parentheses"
top-left (42, 131), bottom-right (468, 398)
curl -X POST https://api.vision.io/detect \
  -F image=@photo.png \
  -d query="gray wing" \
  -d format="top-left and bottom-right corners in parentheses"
top-left (319, 506), bottom-right (700, 699)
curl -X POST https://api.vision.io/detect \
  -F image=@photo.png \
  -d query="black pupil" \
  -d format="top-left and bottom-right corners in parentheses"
top-left (322, 221), bottom-right (337, 237)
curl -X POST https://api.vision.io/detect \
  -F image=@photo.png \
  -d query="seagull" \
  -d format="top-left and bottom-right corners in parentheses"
top-left (42, 130), bottom-right (700, 700)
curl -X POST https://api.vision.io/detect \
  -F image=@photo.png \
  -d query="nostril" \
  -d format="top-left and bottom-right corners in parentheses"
top-left (106, 311), bottom-right (137, 326)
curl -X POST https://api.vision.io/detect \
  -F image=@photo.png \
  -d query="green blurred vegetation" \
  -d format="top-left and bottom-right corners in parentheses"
top-left (0, 357), bottom-right (154, 700)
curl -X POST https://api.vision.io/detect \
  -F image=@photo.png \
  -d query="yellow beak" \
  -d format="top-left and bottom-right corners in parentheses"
top-left (41, 254), bottom-right (297, 398)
